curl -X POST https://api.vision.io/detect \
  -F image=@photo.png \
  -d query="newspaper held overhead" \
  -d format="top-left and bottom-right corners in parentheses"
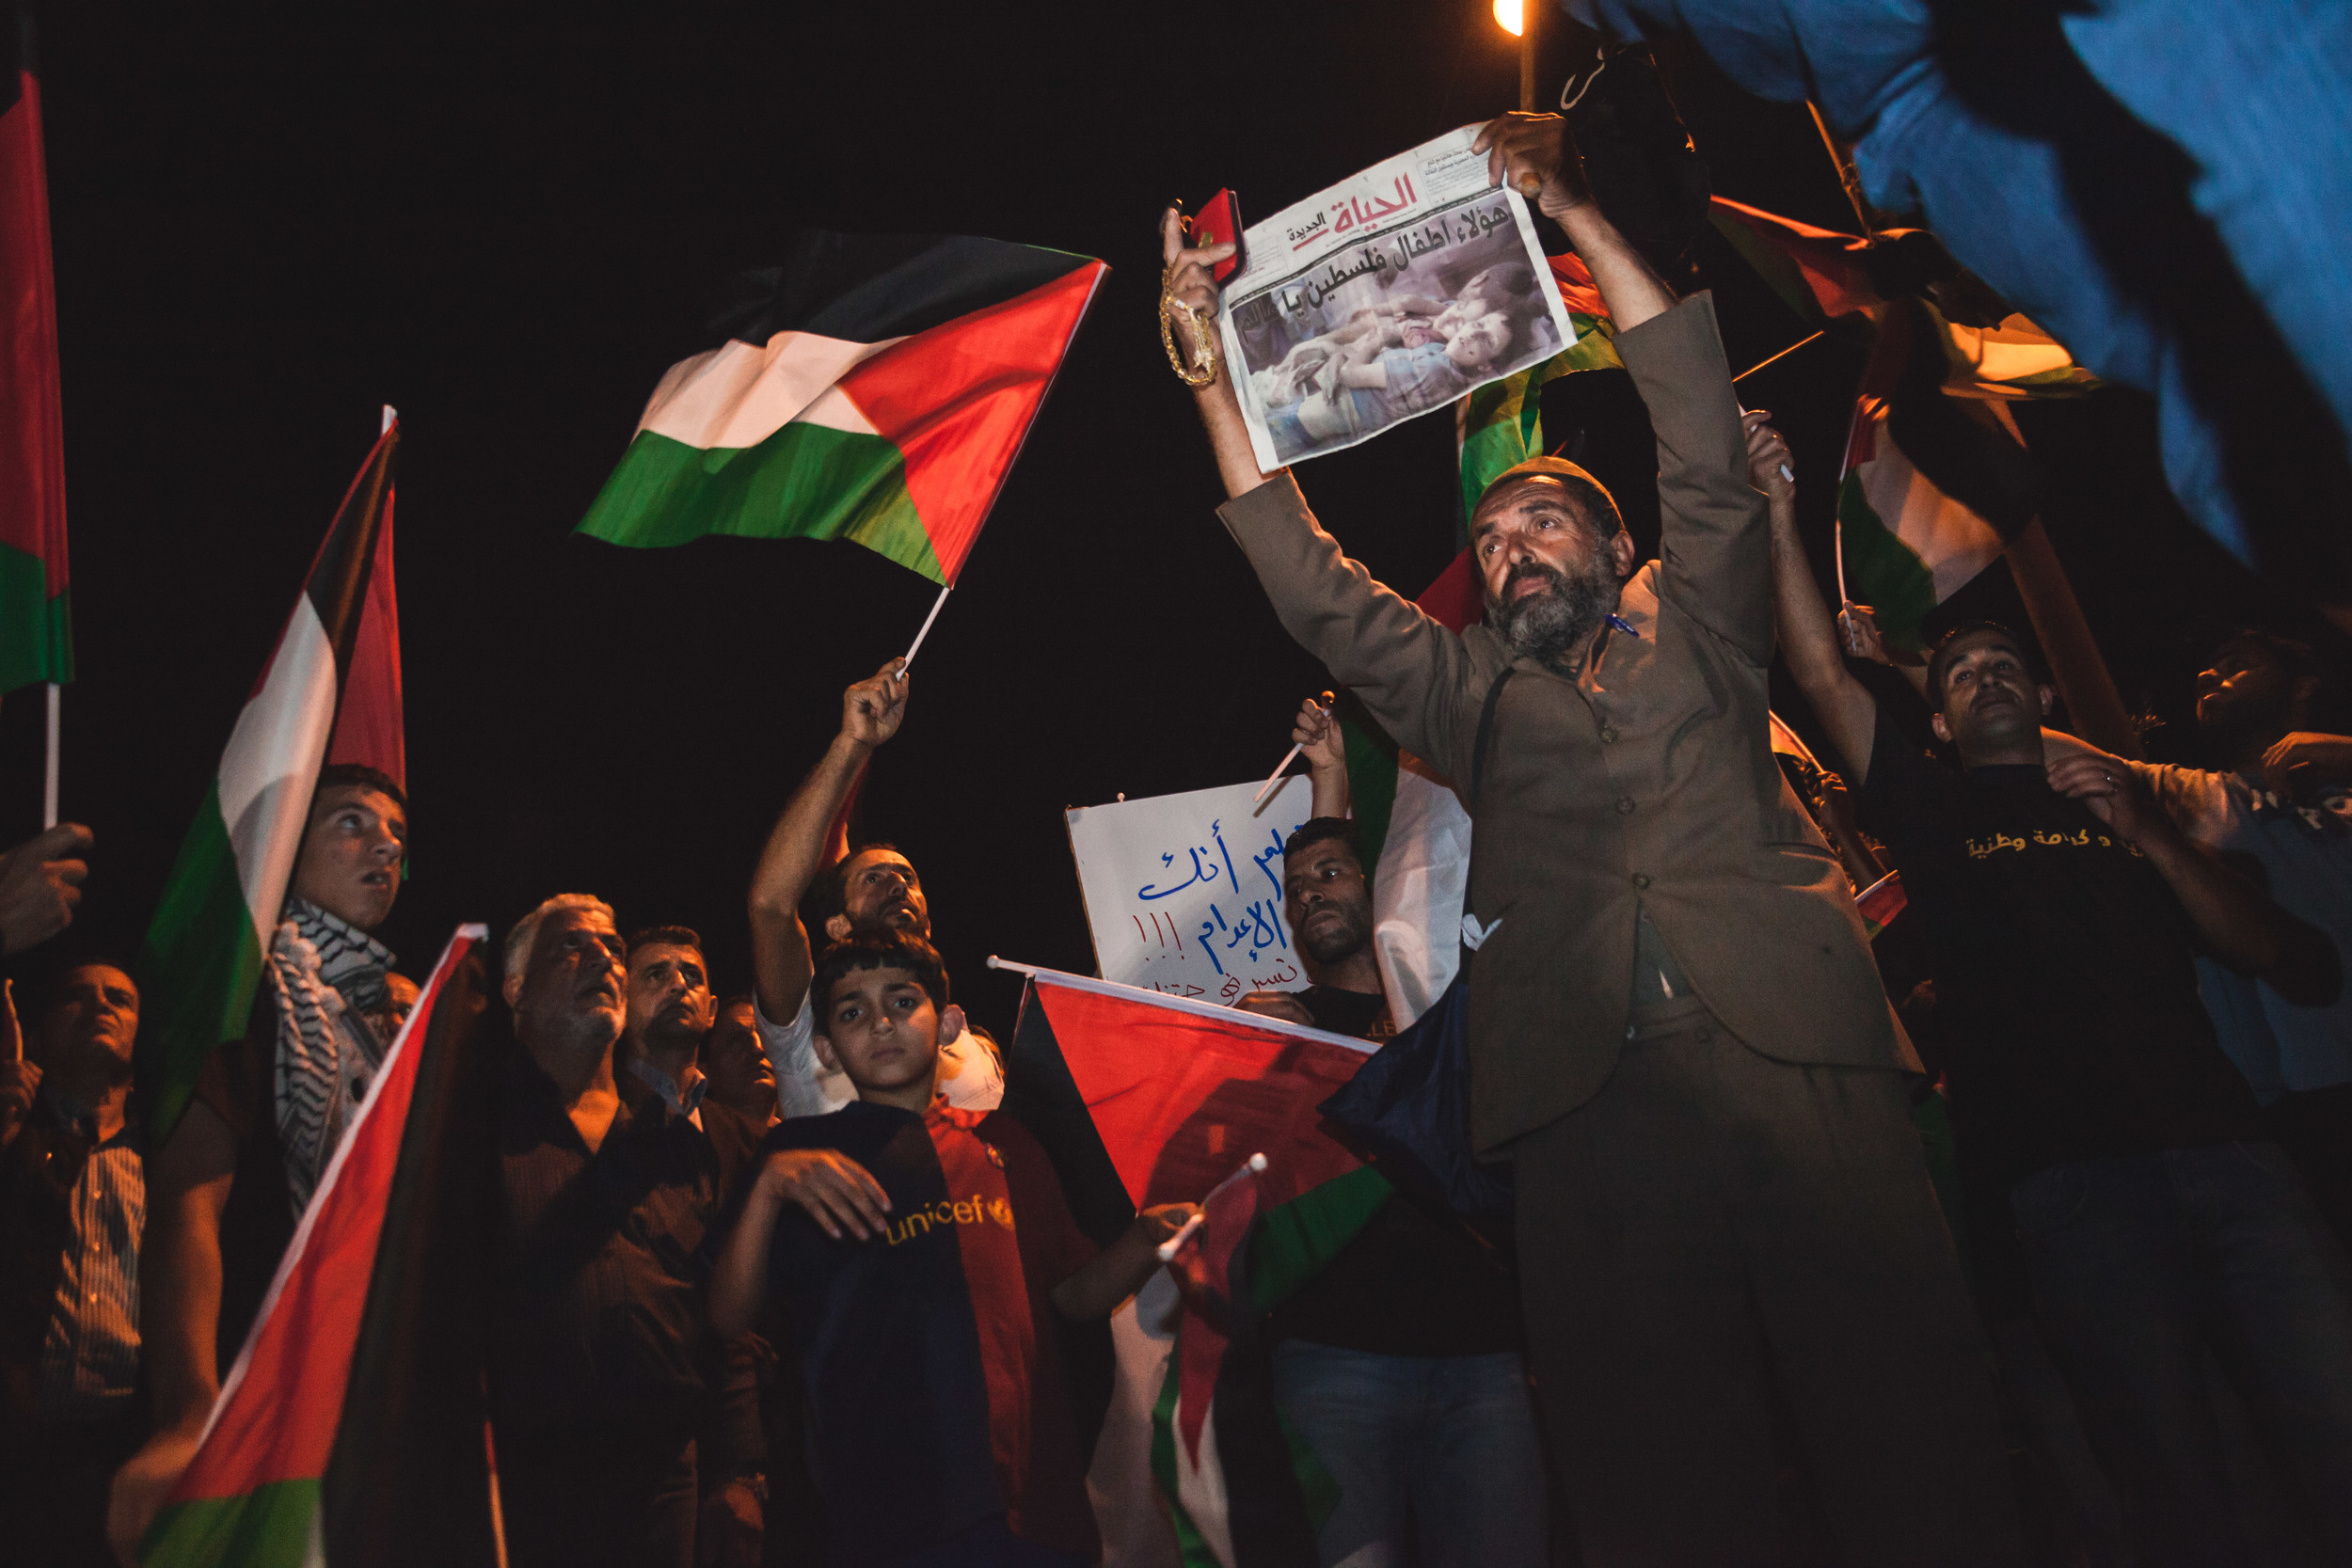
top-left (1217, 124), bottom-right (1579, 471)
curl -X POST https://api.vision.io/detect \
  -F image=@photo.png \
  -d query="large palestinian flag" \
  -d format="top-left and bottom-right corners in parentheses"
top-left (143, 926), bottom-right (500, 1568)
top-left (578, 231), bottom-right (1106, 586)
top-left (136, 424), bottom-right (402, 1145)
top-left (0, 10), bottom-right (71, 692)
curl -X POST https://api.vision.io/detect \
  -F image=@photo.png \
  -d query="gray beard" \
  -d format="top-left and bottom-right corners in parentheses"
top-left (1491, 561), bottom-right (1617, 673)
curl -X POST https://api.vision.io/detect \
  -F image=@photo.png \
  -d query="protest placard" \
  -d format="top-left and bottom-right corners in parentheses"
top-left (1065, 775), bottom-right (1315, 1002)
top-left (1216, 123), bottom-right (1576, 469)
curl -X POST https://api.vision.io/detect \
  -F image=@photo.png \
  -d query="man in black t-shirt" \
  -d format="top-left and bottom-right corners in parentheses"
top-left (1760, 402), bottom-right (2352, 1564)
top-left (1238, 818), bottom-right (1545, 1568)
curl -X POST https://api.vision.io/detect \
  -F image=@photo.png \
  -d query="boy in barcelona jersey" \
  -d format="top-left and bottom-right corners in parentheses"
top-left (710, 932), bottom-right (1195, 1568)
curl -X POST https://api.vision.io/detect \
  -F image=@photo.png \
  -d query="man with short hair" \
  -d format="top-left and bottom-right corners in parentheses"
top-left (0, 963), bottom-right (142, 1567)
top-left (490, 895), bottom-right (763, 1568)
top-left (746, 662), bottom-right (1000, 1118)
top-left (2051, 628), bottom-right (2352, 1242)
top-left (1167, 107), bottom-right (2021, 1562)
top-left (704, 994), bottom-right (778, 1126)
top-left (620, 925), bottom-right (719, 1122)
top-left (1239, 818), bottom-right (1392, 1038)
top-left (1239, 817), bottom-right (1544, 1568)
top-left (1762, 409), bottom-right (2352, 1564)
top-left (115, 764), bottom-right (410, 1555)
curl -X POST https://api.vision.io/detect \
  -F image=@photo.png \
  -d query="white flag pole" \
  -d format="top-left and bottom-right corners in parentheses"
top-left (901, 583), bottom-right (951, 669)
top-left (42, 684), bottom-right (59, 830)
top-left (1250, 742), bottom-right (1307, 808)
top-left (1251, 689), bottom-right (1336, 806)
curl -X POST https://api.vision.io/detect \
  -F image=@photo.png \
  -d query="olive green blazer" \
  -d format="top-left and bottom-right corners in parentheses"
top-left (1218, 293), bottom-right (1901, 1152)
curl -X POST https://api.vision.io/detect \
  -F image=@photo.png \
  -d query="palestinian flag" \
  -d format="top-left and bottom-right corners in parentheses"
top-left (1002, 963), bottom-right (1371, 1218)
top-left (1454, 252), bottom-right (1622, 521)
top-left (994, 966), bottom-right (1373, 1568)
top-left (1835, 389), bottom-right (2006, 657)
top-left (1834, 300), bottom-right (2091, 657)
top-left (142, 927), bottom-right (500, 1568)
top-left (578, 231), bottom-right (1107, 586)
top-left (0, 8), bottom-right (71, 692)
top-left (136, 424), bottom-right (402, 1145)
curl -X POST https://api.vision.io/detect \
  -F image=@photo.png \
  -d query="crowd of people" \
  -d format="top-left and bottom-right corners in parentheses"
top-left (3, 103), bottom-right (2352, 1568)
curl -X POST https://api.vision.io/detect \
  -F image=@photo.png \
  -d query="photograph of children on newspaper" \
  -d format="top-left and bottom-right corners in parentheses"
top-left (1227, 189), bottom-right (1562, 466)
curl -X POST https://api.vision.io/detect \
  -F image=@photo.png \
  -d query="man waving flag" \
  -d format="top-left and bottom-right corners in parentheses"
top-left (578, 230), bottom-right (1105, 588)
top-left (135, 423), bottom-right (402, 1145)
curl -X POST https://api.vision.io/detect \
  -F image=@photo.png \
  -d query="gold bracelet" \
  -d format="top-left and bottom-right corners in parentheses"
top-left (1160, 266), bottom-right (1220, 388)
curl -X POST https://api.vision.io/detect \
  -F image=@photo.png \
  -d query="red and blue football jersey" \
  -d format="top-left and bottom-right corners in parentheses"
top-left (758, 1100), bottom-right (1100, 1565)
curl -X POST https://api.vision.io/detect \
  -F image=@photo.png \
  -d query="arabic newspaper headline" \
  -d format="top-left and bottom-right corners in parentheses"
top-left (1216, 124), bottom-right (1579, 469)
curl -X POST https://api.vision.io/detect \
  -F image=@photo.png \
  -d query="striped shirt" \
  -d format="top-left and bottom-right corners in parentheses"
top-left (34, 1098), bottom-right (143, 1422)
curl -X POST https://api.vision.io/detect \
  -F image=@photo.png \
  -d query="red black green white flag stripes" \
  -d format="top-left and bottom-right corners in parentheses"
top-left (141, 926), bottom-right (501, 1568)
top-left (576, 230), bottom-right (1106, 586)
top-left (135, 425), bottom-right (403, 1146)
top-left (1, 8), bottom-right (72, 692)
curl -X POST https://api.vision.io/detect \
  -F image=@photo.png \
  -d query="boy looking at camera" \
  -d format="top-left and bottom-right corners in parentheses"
top-left (711, 933), bottom-right (1193, 1568)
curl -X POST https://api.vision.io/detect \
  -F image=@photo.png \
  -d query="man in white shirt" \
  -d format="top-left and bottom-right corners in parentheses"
top-left (745, 662), bottom-right (1000, 1119)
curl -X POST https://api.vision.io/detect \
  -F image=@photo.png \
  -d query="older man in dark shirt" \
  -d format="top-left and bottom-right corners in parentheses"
top-left (490, 894), bottom-right (762, 1568)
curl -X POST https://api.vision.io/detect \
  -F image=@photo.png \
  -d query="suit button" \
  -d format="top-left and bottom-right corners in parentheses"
top-left (1631, 873), bottom-right (1652, 889)
top-left (1615, 797), bottom-right (1636, 815)
top-left (1599, 725), bottom-right (1619, 743)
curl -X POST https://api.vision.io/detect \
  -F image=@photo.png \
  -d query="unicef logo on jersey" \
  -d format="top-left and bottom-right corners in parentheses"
top-left (884, 1194), bottom-right (1018, 1246)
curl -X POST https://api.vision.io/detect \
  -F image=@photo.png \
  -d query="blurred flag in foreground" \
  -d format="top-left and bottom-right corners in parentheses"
top-left (142, 926), bottom-right (499, 1568)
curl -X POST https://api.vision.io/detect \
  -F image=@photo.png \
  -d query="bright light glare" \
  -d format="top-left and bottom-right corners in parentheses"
top-left (1493, 0), bottom-right (1523, 36)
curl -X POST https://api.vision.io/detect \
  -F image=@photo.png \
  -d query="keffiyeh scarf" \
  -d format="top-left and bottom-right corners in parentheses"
top-left (269, 896), bottom-right (398, 1215)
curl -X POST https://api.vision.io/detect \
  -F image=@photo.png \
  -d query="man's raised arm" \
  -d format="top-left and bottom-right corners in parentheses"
top-left (1478, 112), bottom-right (1769, 663)
top-left (747, 660), bottom-right (907, 1026)
top-left (1753, 414), bottom-right (1878, 780)
top-left (1163, 208), bottom-right (1277, 505)
top-left (1163, 210), bottom-right (1470, 768)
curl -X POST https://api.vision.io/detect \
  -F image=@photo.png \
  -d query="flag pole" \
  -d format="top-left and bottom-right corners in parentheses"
top-left (1251, 690), bottom-right (1334, 806)
top-left (1806, 102), bottom-right (1875, 243)
top-left (901, 583), bottom-right (951, 669)
top-left (42, 684), bottom-right (59, 830)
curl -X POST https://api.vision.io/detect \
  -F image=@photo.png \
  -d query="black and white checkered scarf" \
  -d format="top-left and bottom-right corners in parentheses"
top-left (269, 896), bottom-right (397, 1215)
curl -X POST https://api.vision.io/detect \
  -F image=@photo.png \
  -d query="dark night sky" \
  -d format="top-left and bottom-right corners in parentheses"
top-left (3, 3), bottom-right (2316, 1033)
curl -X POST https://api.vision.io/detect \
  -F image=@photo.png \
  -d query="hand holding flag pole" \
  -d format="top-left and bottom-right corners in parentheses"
top-left (1251, 691), bottom-right (1337, 807)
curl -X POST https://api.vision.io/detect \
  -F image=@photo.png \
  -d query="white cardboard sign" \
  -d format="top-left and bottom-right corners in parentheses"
top-left (1066, 776), bottom-right (1316, 1004)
